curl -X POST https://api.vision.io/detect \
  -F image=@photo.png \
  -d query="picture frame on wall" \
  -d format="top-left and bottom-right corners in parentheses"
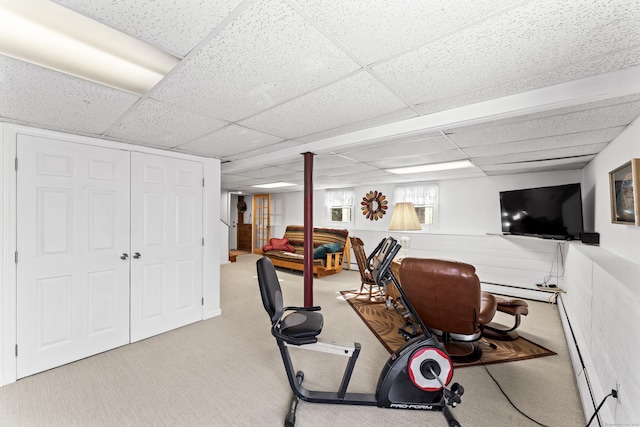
top-left (609, 159), bottom-right (640, 225)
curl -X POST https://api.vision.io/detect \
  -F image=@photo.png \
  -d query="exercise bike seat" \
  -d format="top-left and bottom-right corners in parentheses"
top-left (257, 256), bottom-right (323, 345)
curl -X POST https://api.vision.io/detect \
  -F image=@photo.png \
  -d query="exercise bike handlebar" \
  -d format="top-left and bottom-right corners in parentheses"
top-left (372, 240), bottom-right (433, 339)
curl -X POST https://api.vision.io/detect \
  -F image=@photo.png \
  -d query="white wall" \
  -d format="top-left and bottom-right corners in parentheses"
top-left (204, 157), bottom-right (222, 320)
top-left (439, 170), bottom-right (582, 235)
top-left (219, 190), bottom-right (230, 265)
top-left (268, 170), bottom-right (581, 300)
top-left (272, 170), bottom-right (582, 236)
top-left (562, 118), bottom-right (640, 425)
top-left (582, 118), bottom-right (640, 264)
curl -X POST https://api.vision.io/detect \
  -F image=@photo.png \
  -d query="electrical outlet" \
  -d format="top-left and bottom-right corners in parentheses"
top-left (615, 379), bottom-right (621, 403)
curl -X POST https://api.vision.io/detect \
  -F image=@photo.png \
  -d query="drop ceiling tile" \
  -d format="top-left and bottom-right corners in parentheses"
top-left (447, 101), bottom-right (640, 148)
top-left (413, 47), bottom-right (640, 116)
top-left (313, 153), bottom-right (363, 170)
top-left (367, 150), bottom-right (468, 169)
top-left (105, 99), bottom-right (227, 148)
top-left (471, 142), bottom-right (608, 166)
top-left (316, 162), bottom-right (379, 177)
top-left (175, 125), bottom-right (283, 158)
top-left (223, 140), bottom-right (302, 162)
top-left (385, 167), bottom-right (487, 182)
top-left (293, 108), bottom-right (418, 144)
top-left (348, 175), bottom-right (417, 186)
top-left (337, 135), bottom-right (454, 163)
top-left (481, 156), bottom-right (594, 173)
top-left (373, 0), bottom-right (640, 106)
top-left (54, 0), bottom-right (244, 56)
top-left (462, 128), bottom-right (624, 158)
top-left (239, 71), bottom-right (407, 139)
top-left (295, 0), bottom-right (522, 65)
top-left (314, 177), bottom-right (358, 188)
top-left (237, 166), bottom-right (298, 179)
top-left (0, 57), bottom-right (139, 135)
top-left (152, 0), bottom-right (361, 122)
top-left (221, 174), bottom-right (255, 184)
top-left (259, 172), bottom-right (305, 183)
top-left (263, 160), bottom-right (303, 173)
top-left (440, 93), bottom-right (640, 135)
top-left (273, 153), bottom-right (362, 172)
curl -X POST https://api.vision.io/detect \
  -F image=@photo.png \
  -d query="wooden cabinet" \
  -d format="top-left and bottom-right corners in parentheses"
top-left (237, 224), bottom-right (252, 251)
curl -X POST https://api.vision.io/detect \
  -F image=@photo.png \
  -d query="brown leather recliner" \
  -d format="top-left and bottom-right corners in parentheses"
top-left (399, 257), bottom-right (497, 363)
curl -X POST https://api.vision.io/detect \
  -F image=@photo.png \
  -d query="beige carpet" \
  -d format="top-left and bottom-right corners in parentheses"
top-left (341, 290), bottom-right (556, 368)
top-left (0, 255), bottom-right (586, 427)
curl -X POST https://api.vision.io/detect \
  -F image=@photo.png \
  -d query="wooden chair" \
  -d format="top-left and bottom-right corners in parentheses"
top-left (350, 236), bottom-right (383, 303)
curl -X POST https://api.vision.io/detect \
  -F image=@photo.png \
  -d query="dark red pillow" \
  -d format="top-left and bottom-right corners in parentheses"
top-left (262, 244), bottom-right (274, 252)
top-left (270, 237), bottom-right (288, 247)
top-left (267, 237), bottom-right (295, 253)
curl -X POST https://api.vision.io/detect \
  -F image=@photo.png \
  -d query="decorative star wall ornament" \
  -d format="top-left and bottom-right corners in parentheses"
top-left (361, 190), bottom-right (388, 221)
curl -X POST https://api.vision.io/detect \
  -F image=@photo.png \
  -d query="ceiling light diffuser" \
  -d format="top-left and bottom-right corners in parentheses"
top-left (386, 160), bottom-right (474, 175)
top-left (252, 182), bottom-right (296, 189)
top-left (0, 0), bottom-right (180, 95)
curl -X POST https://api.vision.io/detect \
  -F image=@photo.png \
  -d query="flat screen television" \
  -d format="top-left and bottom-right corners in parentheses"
top-left (499, 183), bottom-right (584, 240)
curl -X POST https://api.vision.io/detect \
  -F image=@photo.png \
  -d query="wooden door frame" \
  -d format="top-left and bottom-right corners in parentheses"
top-left (252, 194), bottom-right (270, 254)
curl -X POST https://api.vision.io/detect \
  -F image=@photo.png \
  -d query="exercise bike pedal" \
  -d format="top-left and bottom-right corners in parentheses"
top-left (398, 321), bottom-right (419, 341)
top-left (445, 383), bottom-right (464, 407)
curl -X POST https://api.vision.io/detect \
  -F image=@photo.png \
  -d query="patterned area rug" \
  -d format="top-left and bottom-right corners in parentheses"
top-left (341, 291), bottom-right (556, 368)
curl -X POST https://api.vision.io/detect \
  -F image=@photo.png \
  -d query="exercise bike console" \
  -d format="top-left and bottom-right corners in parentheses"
top-left (257, 237), bottom-right (463, 427)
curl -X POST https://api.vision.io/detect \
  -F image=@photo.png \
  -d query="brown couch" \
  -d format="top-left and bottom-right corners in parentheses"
top-left (263, 225), bottom-right (350, 278)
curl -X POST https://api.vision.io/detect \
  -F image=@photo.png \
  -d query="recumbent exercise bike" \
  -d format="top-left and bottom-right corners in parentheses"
top-left (256, 237), bottom-right (464, 427)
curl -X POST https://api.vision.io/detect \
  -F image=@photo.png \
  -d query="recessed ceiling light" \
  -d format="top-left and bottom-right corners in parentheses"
top-left (386, 160), bottom-right (474, 174)
top-left (0, 0), bottom-right (179, 95)
top-left (252, 182), bottom-right (296, 189)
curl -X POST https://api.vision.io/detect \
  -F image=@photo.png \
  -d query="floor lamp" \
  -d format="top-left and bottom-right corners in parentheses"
top-left (388, 202), bottom-right (422, 258)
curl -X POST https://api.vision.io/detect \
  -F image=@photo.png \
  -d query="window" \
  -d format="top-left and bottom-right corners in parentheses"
top-left (331, 207), bottom-right (352, 222)
top-left (394, 184), bottom-right (439, 227)
top-left (324, 189), bottom-right (355, 224)
top-left (414, 205), bottom-right (433, 225)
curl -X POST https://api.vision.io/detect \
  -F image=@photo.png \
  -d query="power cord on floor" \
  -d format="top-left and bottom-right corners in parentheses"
top-left (584, 390), bottom-right (616, 427)
top-left (480, 345), bottom-right (550, 427)
top-left (482, 344), bottom-right (618, 427)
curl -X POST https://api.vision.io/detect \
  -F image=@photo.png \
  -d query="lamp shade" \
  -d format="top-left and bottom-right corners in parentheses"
top-left (388, 202), bottom-right (422, 231)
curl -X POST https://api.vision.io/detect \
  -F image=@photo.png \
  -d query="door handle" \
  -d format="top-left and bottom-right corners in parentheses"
top-left (120, 253), bottom-right (129, 260)
top-left (133, 252), bottom-right (141, 259)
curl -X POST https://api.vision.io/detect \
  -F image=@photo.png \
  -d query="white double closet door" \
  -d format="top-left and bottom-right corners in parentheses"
top-left (16, 135), bottom-right (203, 378)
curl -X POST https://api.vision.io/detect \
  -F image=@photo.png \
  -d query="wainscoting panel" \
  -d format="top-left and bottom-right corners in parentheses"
top-left (562, 243), bottom-right (640, 425)
top-left (348, 230), bottom-right (562, 299)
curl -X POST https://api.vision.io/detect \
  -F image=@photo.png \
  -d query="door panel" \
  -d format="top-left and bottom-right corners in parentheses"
top-left (130, 153), bottom-right (203, 342)
top-left (17, 135), bottom-right (130, 378)
top-left (253, 194), bottom-right (270, 253)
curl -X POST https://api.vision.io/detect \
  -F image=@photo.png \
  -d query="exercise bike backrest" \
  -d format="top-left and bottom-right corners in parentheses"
top-left (257, 256), bottom-right (285, 324)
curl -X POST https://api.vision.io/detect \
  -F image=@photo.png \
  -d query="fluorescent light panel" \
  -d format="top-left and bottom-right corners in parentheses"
top-left (386, 160), bottom-right (474, 175)
top-left (252, 182), bottom-right (296, 189)
top-left (0, 0), bottom-right (180, 95)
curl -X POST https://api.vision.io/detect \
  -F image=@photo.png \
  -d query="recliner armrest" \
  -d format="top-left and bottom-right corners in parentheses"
top-left (478, 292), bottom-right (498, 325)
